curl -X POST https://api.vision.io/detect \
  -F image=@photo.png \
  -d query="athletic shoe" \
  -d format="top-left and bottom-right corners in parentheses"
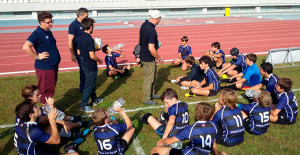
top-left (139, 113), bottom-right (152, 125)
top-left (79, 128), bottom-right (90, 138)
top-left (80, 121), bottom-right (93, 128)
top-left (185, 92), bottom-right (195, 97)
top-left (158, 111), bottom-right (169, 125)
top-left (143, 100), bottom-right (157, 105)
top-left (64, 138), bottom-right (83, 153)
top-left (92, 98), bottom-right (104, 106)
top-left (71, 115), bottom-right (81, 123)
top-left (171, 79), bottom-right (177, 83)
top-left (152, 94), bottom-right (161, 99)
top-left (181, 86), bottom-right (189, 90)
top-left (80, 106), bottom-right (94, 113)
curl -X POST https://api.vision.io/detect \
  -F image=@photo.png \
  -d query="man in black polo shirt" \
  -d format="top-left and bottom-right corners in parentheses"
top-left (139, 10), bottom-right (164, 105)
top-left (23, 11), bottom-right (60, 105)
top-left (68, 7), bottom-right (89, 93)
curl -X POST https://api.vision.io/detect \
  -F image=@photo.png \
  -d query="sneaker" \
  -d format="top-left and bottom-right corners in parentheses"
top-left (171, 79), bottom-right (177, 83)
top-left (158, 111), bottom-right (169, 125)
top-left (152, 94), bottom-right (161, 99)
top-left (80, 106), bottom-right (94, 113)
top-left (139, 113), bottom-right (152, 125)
top-left (64, 138), bottom-right (83, 153)
top-left (79, 128), bottom-right (90, 138)
top-left (80, 121), bottom-right (93, 128)
top-left (71, 115), bottom-right (81, 123)
top-left (185, 92), bottom-right (195, 97)
top-left (181, 86), bottom-right (189, 90)
top-left (92, 98), bottom-right (104, 106)
top-left (143, 100), bottom-right (157, 105)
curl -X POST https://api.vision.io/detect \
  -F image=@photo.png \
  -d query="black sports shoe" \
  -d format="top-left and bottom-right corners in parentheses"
top-left (139, 113), bottom-right (152, 125)
top-left (71, 115), bottom-right (81, 123)
top-left (64, 138), bottom-right (83, 153)
top-left (158, 111), bottom-right (169, 126)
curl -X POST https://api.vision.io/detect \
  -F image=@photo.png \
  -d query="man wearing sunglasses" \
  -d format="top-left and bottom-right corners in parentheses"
top-left (23, 11), bottom-right (61, 105)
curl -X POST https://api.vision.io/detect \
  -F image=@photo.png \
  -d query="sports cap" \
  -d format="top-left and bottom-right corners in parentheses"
top-left (149, 10), bottom-right (162, 19)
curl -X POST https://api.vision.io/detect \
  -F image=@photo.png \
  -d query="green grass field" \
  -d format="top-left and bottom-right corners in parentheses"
top-left (1, 55), bottom-right (300, 155)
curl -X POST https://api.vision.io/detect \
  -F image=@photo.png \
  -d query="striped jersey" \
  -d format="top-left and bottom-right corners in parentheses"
top-left (260, 73), bottom-right (278, 93)
top-left (205, 68), bottom-right (220, 91)
top-left (14, 118), bottom-right (50, 155)
top-left (212, 106), bottom-right (245, 146)
top-left (178, 45), bottom-right (192, 59)
top-left (175, 121), bottom-right (218, 155)
top-left (238, 102), bottom-right (271, 135)
top-left (105, 52), bottom-right (121, 72)
top-left (93, 123), bottom-right (127, 155)
top-left (168, 101), bottom-right (189, 137)
top-left (213, 49), bottom-right (225, 63)
top-left (275, 91), bottom-right (298, 124)
top-left (230, 54), bottom-right (247, 71)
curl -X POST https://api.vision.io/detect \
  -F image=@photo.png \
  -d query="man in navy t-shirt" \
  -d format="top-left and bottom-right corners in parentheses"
top-left (139, 10), bottom-right (164, 105)
top-left (68, 7), bottom-right (89, 93)
top-left (23, 11), bottom-right (60, 104)
top-left (77, 18), bottom-right (103, 113)
top-left (14, 100), bottom-right (60, 155)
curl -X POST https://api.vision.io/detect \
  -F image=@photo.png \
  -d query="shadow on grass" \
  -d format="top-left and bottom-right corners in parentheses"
top-left (0, 127), bottom-right (15, 154)
top-left (55, 71), bottom-right (108, 113)
top-left (155, 65), bottom-right (173, 93)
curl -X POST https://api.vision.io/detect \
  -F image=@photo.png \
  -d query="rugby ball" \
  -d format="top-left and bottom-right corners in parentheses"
top-left (94, 37), bottom-right (103, 51)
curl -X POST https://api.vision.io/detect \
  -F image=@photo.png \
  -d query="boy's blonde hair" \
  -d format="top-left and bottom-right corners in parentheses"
top-left (219, 88), bottom-right (237, 108)
top-left (258, 91), bottom-right (272, 108)
top-left (92, 107), bottom-right (108, 126)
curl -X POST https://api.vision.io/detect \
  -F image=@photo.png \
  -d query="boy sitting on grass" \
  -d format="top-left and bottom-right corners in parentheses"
top-left (102, 44), bottom-right (131, 77)
top-left (171, 56), bottom-right (204, 90)
top-left (172, 36), bottom-right (192, 71)
top-left (212, 88), bottom-right (245, 147)
top-left (151, 102), bottom-right (226, 155)
top-left (238, 91), bottom-right (272, 135)
top-left (140, 88), bottom-right (189, 146)
top-left (203, 42), bottom-right (225, 69)
top-left (221, 53), bottom-right (261, 90)
top-left (187, 56), bottom-right (220, 97)
top-left (270, 78), bottom-right (298, 125)
top-left (217, 47), bottom-right (247, 78)
top-left (92, 107), bottom-right (135, 154)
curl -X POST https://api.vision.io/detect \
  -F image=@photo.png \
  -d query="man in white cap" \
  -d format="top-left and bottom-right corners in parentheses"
top-left (139, 10), bottom-right (164, 105)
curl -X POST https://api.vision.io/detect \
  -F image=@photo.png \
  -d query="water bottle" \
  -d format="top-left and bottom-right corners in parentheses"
top-left (42, 104), bottom-right (65, 121)
top-left (164, 141), bottom-right (183, 149)
top-left (107, 97), bottom-right (126, 115)
top-left (112, 43), bottom-right (125, 50)
top-left (245, 89), bottom-right (260, 99)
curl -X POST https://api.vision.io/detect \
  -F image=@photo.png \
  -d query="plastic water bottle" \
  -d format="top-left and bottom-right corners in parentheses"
top-left (164, 141), bottom-right (183, 149)
top-left (42, 104), bottom-right (65, 121)
top-left (107, 97), bottom-right (126, 115)
top-left (245, 89), bottom-right (260, 99)
top-left (112, 43), bottom-right (125, 50)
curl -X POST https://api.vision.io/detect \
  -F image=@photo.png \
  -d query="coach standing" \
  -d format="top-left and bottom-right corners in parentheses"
top-left (23, 11), bottom-right (60, 104)
top-left (68, 8), bottom-right (89, 93)
top-left (139, 10), bottom-right (164, 105)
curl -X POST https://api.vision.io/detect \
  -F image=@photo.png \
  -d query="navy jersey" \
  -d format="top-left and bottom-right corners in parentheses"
top-left (139, 20), bottom-right (158, 62)
top-left (238, 102), bottom-right (271, 135)
top-left (77, 33), bottom-right (97, 72)
top-left (93, 124), bottom-right (127, 155)
top-left (27, 26), bottom-right (61, 70)
top-left (205, 68), bottom-right (220, 91)
top-left (187, 64), bottom-right (205, 82)
top-left (212, 106), bottom-right (245, 146)
top-left (260, 73), bottom-right (278, 93)
top-left (213, 49), bottom-right (225, 63)
top-left (105, 52), bottom-right (121, 72)
top-left (275, 91), bottom-right (298, 124)
top-left (230, 54), bottom-right (247, 71)
top-left (168, 101), bottom-right (189, 137)
top-left (14, 118), bottom-right (50, 155)
top-left (175, 121), bottom-right (217, 155)
top-left (178, 45), bottom-right (192, 59)
top-left (242, 63), bottom-right (261, 86)
top-left (68, 19), bottom-right (84, 52)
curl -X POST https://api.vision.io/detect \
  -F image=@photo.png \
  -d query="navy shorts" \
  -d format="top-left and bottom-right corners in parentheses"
top-left (275, 113), bottom-right (294, 125)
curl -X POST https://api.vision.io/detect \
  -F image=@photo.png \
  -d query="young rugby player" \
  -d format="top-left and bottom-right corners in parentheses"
top-left (203, 42), bottom-right (225, 69)
top-left (172, 36), bottom-right (192, 71)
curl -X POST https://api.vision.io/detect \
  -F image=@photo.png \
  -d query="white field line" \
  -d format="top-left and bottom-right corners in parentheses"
top-left (2, 87), bottom-right (300, 129)
top-left (132, 134), bottom-right (146, 155)
top-left (0, 52), bottom-right (268, 76)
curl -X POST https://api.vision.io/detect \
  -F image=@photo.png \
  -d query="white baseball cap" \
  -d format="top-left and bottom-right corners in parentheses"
top-left (148, 10), bottom-right (162, 19)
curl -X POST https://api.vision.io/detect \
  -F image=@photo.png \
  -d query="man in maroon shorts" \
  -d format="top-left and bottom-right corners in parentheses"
top-left (23, 11), bottom-right (61, 104)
